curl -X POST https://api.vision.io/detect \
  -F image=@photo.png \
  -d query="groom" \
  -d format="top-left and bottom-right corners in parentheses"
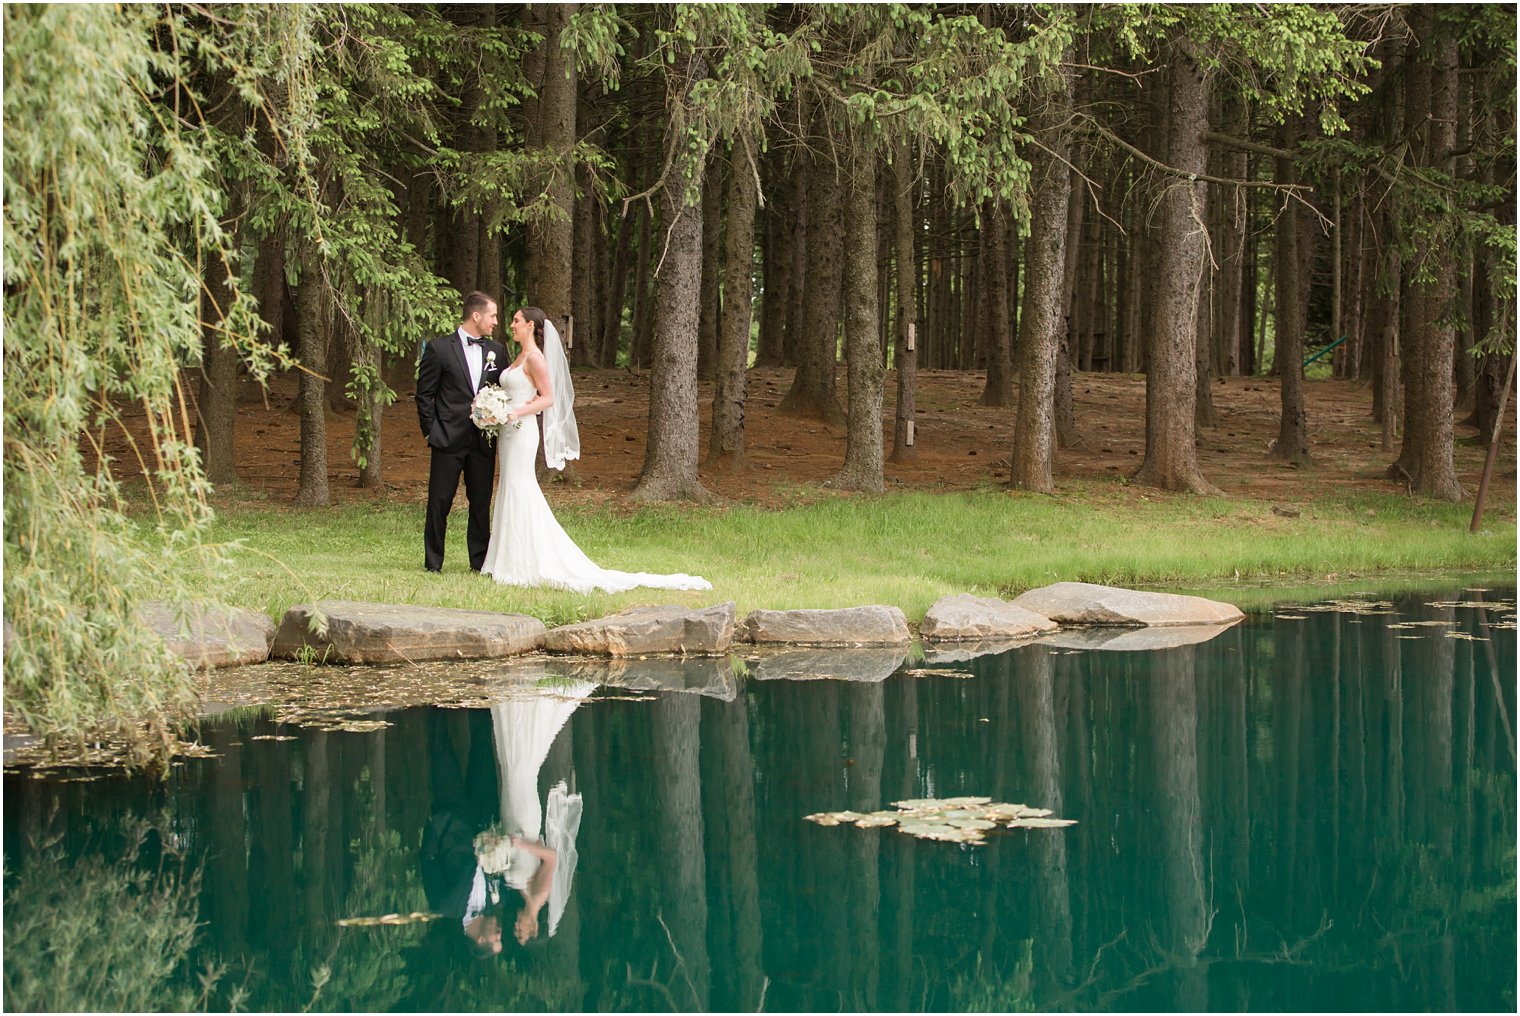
top-left (416, 291), bottom-right (509, 572)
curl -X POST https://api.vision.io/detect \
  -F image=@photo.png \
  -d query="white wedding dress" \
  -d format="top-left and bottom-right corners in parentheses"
top-left (480, 363), bottom-right (712, 594)
top-left (489, 683), bottom-right (592, 938)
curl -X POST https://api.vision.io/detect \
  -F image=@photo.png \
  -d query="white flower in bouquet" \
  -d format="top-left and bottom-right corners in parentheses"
top-left (474, 829), bottom-right (514, 874)
top-left (470, 385), bottom-right (521, 433)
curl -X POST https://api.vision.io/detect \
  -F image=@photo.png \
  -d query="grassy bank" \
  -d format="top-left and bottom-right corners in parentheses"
top-left (194, 483), bottom-right (1516, 627)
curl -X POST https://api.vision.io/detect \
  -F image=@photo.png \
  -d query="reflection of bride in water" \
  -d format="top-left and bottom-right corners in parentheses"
top-left (420, 679), bottom-right (592, 956)
top-left (476, 681), bottom-right (595, 945)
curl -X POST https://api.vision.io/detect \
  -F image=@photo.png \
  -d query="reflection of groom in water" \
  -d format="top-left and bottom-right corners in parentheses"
top-left (420, 711), bottom-right (505, 955)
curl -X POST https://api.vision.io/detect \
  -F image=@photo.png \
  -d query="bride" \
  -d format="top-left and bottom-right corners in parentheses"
top-left (479, 307), bottom-right (711, 594)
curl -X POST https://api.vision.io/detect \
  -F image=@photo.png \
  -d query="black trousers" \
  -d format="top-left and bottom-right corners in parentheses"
top-left (424, 445), bottom-right (495, 571)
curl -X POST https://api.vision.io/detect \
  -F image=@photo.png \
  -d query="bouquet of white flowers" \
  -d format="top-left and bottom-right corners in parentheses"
top-left (473, 829), bottom-right (515, 874)
top-left (470, 384), bottom-right (521, 434)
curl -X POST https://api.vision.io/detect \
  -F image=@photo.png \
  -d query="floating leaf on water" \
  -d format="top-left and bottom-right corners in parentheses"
top-left (920, 828), bottom-right (985, 844)
top-left (1445, 632), bottom-right (1483, 641)
top-left (251, 735), bottom-right (297, 741)
top-left (814, 797), bottom-right (1073, 842)
top-left (983, 805), bottom-right (1027, 821)
top-left (1429, 601), bottom-right (1511, 610)
top-left (1405, 620), bottom-right (1458, 627)
top-left (337, 911), bottom-right (440, 928)
top-left (1275, 614), bottom-right (1306, 620)
top-left (898, 822), bottom-right (957, 837)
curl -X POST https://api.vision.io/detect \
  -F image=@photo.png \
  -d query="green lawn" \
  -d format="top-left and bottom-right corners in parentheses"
top-left (193, 483), bottom-right (1517, 627)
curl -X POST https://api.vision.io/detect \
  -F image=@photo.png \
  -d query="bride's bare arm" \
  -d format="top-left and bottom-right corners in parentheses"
top-left (507, 352), bottom-right (555, 423)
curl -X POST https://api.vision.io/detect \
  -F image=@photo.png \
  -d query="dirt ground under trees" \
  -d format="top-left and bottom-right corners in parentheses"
top-left (147, 368), bottom-right (1516, 516)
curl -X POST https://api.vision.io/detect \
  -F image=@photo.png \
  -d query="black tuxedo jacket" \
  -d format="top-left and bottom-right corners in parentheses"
top-left (415, 332), bottom-right (509, 454)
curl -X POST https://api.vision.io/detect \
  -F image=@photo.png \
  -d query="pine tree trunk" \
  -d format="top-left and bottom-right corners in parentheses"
top-left (755, 147), bottom-right (787, 368)
top-left (633, 54), bottom-right (716, 504)
top-left (356, 333), bottom-right (384, 490)
top-left (445, 7), bottom-right (487, 295)
top-left (1133, 38), bottom-right (1219, 495)
top-left (251, 232), bottom-right (286, 360)
top-left (571, 161), bottom-right (598, 366)
top-left (780, 137), bottom-right (845, 423)
top-left (602, 200), bottom-right (636, 366)
top-left (1055, 166), bottom-right (1082, 447)
top-left (475, 6), bottom-right (502, 315)
top-left (196, 253), bottom-right (242, 485)
top-left (827, 143), bottom-right (884, 492)
top-left (1215, 118), bottom-right (1248, 376)
top-left (1194, 133), bottom-right (1219, 427)
top-left (707, 144), bottom-right (757, 472)
top-left (979, 200), bottom-right (1014, 406)
top-left (1270, 119), bottom-right (1313, 465)
top-left (1393, 16), bottom-right (1463, 501)
top-left (1011, 65), bottom-right (1074, 493)
top-left (326, 309), bottom-right (356, 414)
top-left (959, 218), bottom-right (977, 370)
top-left (697, 160), bottom-right (723, 380)
top-left (630, 199), bottom-right (655, 368)
top-left (196, 95), bottom-right (244, 489)
top-left (293, 237), bottom-right (330, 507)
top-left (527, 4), bottom-right (576, 329)
top-left (889, 139), bottom-right (919, 464)
top-left (782, 156), bottom-right (808, 368)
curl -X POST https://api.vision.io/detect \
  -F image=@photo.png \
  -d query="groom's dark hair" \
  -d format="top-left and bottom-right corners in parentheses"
top-left (461, 291), bottom-right (496, 321)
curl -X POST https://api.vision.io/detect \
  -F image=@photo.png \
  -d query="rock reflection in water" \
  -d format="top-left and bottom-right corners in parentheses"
top-left (746, 646), bottom-right (908, 682)
top-left (2, 589), bottom-right (1514, 1013)
top-left (1038, 620), bottom-right (1241, 653)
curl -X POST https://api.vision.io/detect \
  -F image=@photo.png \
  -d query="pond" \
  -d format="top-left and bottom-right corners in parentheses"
top-left (4, 587), bottom-right (1515, 1012)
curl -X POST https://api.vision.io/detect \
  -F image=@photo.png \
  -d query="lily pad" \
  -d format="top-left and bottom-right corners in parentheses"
top-left (855, 814), bottom-right (898, 827)
top-left (941, 796), bottom-right (993, 806)
top-left (1012, 817), bottom-right (1078, 829)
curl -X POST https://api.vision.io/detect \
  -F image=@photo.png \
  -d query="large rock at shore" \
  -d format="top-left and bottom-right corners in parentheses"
top-left (921, 594), bottom-right (1057, 642)
top-left (544, 602), bottom-right (736, 656)
top-left (1010, 582), bottom-right (1244, 627)
top-left (746, 646), bottom-right (908, 683)
top-left (142, 601), bottom-right (276, 669)
top-left (272, 601), bottom-right (545, 664)
top-left (740, 606), bottom-right (911, 645)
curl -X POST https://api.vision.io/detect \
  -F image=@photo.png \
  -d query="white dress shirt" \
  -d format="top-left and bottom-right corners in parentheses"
top-left (458, 327), bottom-right (484, 392)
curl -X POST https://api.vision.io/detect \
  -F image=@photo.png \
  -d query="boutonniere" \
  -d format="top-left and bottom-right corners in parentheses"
top-left (485, 350), bottom-right (497, 370)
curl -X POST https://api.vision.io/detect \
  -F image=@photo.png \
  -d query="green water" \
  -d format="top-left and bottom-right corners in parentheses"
top-left (5, 588), bottom-right (1515, 1012)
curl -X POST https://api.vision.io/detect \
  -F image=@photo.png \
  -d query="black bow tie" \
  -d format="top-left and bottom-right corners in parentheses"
top-left (465, 335), bottom-right (485, 347)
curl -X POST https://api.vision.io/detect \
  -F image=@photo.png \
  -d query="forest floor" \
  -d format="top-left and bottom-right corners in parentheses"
top-left (187, 367), bottom-right (1516, 517)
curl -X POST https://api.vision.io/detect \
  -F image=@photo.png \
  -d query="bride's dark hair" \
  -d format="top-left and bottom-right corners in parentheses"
top-left (518, 306), bottom-right (547, 345)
